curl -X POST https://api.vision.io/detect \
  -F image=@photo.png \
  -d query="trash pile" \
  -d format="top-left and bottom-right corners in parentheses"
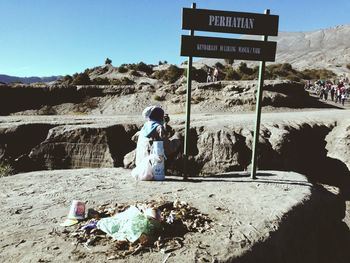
top-left (59, 199), bottom-right (212, 258)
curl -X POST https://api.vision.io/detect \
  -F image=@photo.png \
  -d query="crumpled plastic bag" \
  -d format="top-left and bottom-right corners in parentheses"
top-left (96, 206), bottom-right (160, 243)
top-left (132, 154), bottom-right (162, 181)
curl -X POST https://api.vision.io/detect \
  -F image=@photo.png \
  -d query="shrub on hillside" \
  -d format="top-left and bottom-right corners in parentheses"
top-left (72, 72), bottom-right (91, 85)
top-left (0, 162), bottom-right (15, 177)
top-left (153, 94), bottom-right (166, 101)
top-left (183, 67), bottom-right (207, 82)
top-left (154, 65), bottom-right (184, 83)
top-left (215, 62), bottom-right (225, 70)
top-left (266, 63), bottom-right (303, 81)
top-left (130, 70), bottom-right (142, 77)
top-left (153, 70), bottom-right (166, 80)
top-left (346, 64), bottom-right (350, 70)
top-left (110, 77), bottom-right (135, 85)
top-left (105, 57), bottom-right (112, 65)
top-left (92, 77), bottom-right (110, 85)
top-left (128, 62), bottom-right (153, 75)
top-left (224, 67), bottom-right (241, 80)
top-left (63, 75), bottom-right (73, 84)
top-left (224, 58), bottom-right (234, 65)
top-left (117, 66), bottom-right (128, 73)
top-left (300, 68), bottom-right (336, 80)
top-left (238, 62), bottom-right (255, 75)
top-left (286, 74), bottom-right (301, 82)
top-left (157, 61), bottom-right (168, 65)
top-left (39, 105), bottom-right (57, 115)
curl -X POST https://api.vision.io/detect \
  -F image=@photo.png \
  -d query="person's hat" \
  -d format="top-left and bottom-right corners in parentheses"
top-left (142, 106), bottom-right (164, 121)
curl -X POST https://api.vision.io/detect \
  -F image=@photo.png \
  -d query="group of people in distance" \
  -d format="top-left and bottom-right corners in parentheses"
top-left (207, 66), bottom-right (219, 82)
top-left (319, 80), bottom-right (348, 106)
top-left (306, 79), bottom-right (349, 106)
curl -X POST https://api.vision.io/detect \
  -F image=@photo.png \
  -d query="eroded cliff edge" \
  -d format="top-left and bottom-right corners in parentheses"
top-left (0, 110), bottom-right (349, 182)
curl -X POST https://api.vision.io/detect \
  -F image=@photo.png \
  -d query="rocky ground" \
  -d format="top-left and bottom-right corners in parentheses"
top-left (2, 80), bottom-right (344, 116)
top-left (1, 168), bottom-right (349, 263)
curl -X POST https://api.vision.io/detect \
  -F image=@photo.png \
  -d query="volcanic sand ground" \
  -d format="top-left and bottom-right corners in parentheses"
top-left (1, 109), bottom-right (350, 263)
top-left (0, 168), bottom-right (318, 263)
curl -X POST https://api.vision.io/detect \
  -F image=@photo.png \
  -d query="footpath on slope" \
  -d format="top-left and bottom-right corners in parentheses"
top-left (0, 168), bottom-right (349, 263)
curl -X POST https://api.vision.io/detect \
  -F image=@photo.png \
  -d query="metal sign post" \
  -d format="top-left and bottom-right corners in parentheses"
top-left (180, 6), bottom-right (278, 180)
top-left (250, 9), bottom-right (270, 179)
top-left (183, 2), bottom-right (196, 180)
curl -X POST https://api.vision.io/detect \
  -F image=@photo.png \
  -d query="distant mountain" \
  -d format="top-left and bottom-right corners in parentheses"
top-left (197, 24), bottom-right (350, 76)
top-left (0, 74), bottom-right (61, 84)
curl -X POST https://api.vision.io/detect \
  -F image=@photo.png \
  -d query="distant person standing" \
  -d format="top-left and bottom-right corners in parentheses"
top-left (213, 67), bottom-right (219, 82)
top-left (341, 92), bottom-right (346, 106)
top-left (335, 87), bottom-right (341, 103)
top-left (319, 86), bottom-right (325, 100)
top-left (330, 86), bottom-right (335, 101)
top-left (336, 82), bottom-right (344, 103)
top-left (324, 86), bottom-right (329, 100)
top-left (207, 68), bottom-right (212, 83)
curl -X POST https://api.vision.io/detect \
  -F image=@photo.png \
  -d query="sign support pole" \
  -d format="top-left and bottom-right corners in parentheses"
top-left (251, 9), bottom-right (270, 179)
top-left (183, 2), bottom-right (196, 180)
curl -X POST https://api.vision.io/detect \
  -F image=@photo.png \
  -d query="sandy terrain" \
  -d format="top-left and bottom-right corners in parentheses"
top-left (1, 166), bottom-right (350, 263)
top-left (1, 107), bottom-right (350, 262)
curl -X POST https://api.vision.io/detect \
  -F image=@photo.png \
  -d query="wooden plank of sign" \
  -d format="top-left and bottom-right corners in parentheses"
top-left (182, 8), bottom-right (279, 36)
top-left (180, 35), bottom-right (277, 62)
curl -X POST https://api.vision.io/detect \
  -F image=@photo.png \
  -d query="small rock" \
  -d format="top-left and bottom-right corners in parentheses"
top-left (15, 239), bottom-right (26, 247)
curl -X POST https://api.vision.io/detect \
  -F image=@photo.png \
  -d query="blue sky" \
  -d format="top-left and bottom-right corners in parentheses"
top-left (0, 0), bottom-right (349, 77)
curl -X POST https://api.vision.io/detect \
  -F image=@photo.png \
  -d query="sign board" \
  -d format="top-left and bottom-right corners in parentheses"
top-left (182, 8), bottom-right (279, 36)
top-left (181, 35), bottom-right (277, 61)
top-left (181, 4), bottom-right (279, 180)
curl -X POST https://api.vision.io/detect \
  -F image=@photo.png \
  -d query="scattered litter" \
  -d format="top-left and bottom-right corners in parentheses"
top-left (67, 200), bottom-right (86, 220)
top-left (96, 206), bottom-right (161, 242)
top-left (81, 221), bottom-right (98, 230)
top-left (59, 199), bottom-right (212, 258)
top-left (162, 252), bottom-right (174, 263)
top-left (166, 211), bottom-right (176, 224)
top-left (60, 200), bottom-right (86, 227)
top-left (60, 219), bottom-right (79, 227)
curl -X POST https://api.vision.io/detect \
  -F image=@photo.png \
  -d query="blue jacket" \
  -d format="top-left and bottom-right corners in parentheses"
top-left (141, 120), bottom-right (162, 138)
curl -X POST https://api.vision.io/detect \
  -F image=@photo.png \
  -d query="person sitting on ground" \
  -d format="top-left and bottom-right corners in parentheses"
top-left (131, 106), bottom-right (180, 180)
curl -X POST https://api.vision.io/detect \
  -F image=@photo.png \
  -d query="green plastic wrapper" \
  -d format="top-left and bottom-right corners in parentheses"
top-left (97, 206), bottom-right (160, 243)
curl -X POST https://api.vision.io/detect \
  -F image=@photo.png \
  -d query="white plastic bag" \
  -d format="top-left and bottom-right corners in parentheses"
top-left (132, 154), bottom-right (163, 181)
top-left (132, 155), bottom-right (153, 181)
top-left (151, 141), bottom-right (165, 181)
top-left (132, 132), bottom-right (166, 181)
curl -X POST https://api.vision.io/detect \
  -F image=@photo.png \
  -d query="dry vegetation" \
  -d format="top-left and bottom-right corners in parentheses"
top-left (57, 61), bottom-right (337, 86)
